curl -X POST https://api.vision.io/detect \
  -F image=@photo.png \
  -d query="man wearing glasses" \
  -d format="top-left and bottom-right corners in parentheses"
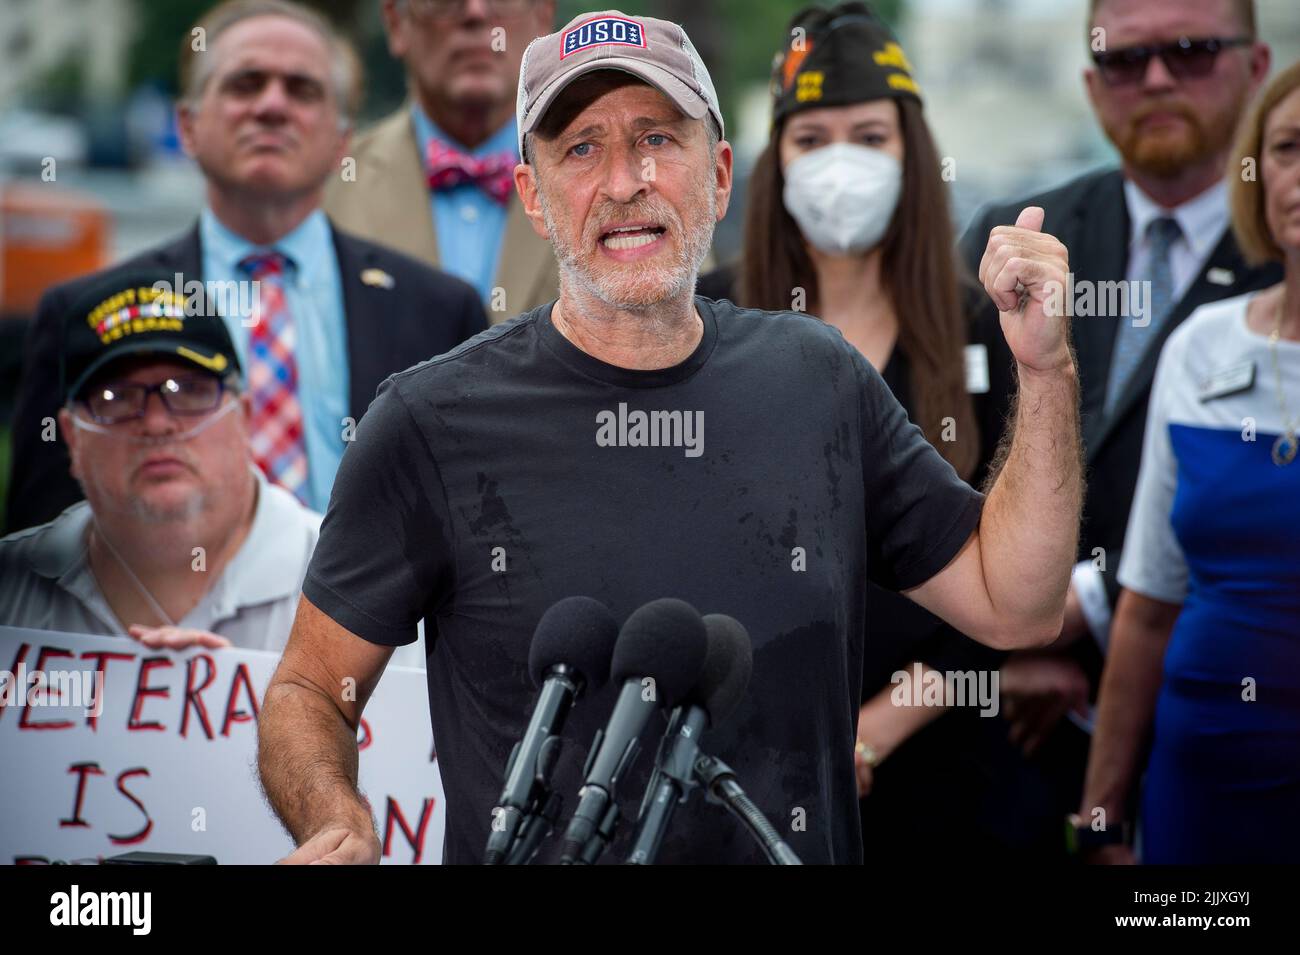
top-left (957, 0), bottom-right (1279, 860)
top-left (325, 0), bottom-right (559, 318)
top-left (7, 0), bottom-right (487, 534)
top-left (0, 273), bottom-right (320, 653)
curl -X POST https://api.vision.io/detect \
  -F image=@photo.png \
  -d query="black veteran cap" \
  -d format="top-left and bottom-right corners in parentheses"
top-left (771, 2), bottom-right (921, 124)
top-left (60, 269), bottom-right (242, 403)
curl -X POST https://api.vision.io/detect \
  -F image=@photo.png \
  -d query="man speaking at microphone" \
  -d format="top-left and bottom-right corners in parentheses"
top-left (258, 9), bottom-right (1083, 864)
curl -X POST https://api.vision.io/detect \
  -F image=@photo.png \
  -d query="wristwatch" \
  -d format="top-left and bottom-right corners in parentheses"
top-left (1065, 813), bottom-right (1129, 855)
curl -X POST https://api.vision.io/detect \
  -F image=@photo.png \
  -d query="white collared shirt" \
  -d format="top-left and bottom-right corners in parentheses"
top-left (1123, 178), bottom-right (1229, 304)
top-left (1075, 178), bottom-right (1232, 654)
top-left (0, 469), bottom-right (318, 652)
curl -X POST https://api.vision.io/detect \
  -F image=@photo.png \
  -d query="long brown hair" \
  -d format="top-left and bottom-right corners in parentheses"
top-left (737, 98), bottom-right (978, 480)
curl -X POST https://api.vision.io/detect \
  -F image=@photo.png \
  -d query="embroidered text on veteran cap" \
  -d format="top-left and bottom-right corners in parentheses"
top-left (61, 269), bottom-right (243, 403)
top-left (516, 10), bottom-right (724, 161)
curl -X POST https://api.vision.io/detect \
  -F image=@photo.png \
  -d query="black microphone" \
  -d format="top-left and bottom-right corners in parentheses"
top-left (626, 613), bottom-right (753, 864)
top-left (483, 596), bottom-right (619, 865)
top-left (558, 598), bottom-right (708, 865)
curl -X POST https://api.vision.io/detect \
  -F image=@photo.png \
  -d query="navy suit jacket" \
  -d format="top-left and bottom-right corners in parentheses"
top-left (959, 168), bottom-right (1281, 613)
top-left (5, 221), bottom-right (488, 533)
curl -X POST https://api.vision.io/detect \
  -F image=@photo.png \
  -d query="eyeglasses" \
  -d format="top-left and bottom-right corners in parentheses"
top-left (1092, 36), bottom-right (1251, 87)
top-left (408, 0), bottom-right (534, 20)
top-left (80, 375), bottom-right (229, 425)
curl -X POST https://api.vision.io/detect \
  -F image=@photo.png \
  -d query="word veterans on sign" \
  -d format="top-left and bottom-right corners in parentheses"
top-left (1, 627), bottom-right (443, 865)
top-left (3, 641), bottom-right (261, 738)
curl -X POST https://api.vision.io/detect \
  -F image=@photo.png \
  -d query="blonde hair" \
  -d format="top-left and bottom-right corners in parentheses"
top-left (1229, 61), bottom-right (1300, 266)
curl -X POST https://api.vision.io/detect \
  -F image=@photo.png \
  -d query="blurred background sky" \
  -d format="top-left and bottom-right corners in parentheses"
top-left (1, 0), bottom-right (1298, 498)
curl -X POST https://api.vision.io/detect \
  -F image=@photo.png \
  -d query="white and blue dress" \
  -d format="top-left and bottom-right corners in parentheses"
top-left (1119, 291), bottom-right (1300, 863)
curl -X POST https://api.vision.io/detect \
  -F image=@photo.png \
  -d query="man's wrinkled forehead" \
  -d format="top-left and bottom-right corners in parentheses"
top-left (561, 103), bottom-right (693, 147)
top-left (1092, 0), bottom-right (1245, 44)
top-left (545, 72), bottom-right (690, 141)
top-left (208, 15), bottom-right (332, 86)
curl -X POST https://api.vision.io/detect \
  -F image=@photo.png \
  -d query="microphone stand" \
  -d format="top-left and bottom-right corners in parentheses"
top-left (487, 718), bottom-right (566, 865)
top-left (693, 754), bottom-right (802, 865)
top-left (505, 791), bottom-right (563, 866)
top-left (625, 707), bottom-right (706, 864)
top-left (623, 724), bottom-right (803, 866)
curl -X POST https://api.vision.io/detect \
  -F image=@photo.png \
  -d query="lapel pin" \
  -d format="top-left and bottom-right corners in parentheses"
top-left (361, 267), bottom-right (395, 289)
top-left (1206, 267), bottom-right (1235, 286)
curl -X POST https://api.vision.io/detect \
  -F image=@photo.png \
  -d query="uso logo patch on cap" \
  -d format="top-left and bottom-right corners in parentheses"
top-left (560, 15), bottom-right (646, 59)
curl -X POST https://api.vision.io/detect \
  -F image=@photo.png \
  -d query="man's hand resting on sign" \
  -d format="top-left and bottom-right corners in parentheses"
top-left (978, 206), bottom-right (1073, 374)
top-left (127, 625), bottom-right (231, 650)
top-left (277, 821), bottom-right (380, 865)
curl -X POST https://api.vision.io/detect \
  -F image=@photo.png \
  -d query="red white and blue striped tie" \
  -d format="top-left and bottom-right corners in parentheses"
top-left (240, 252), bottom-right (309, 501)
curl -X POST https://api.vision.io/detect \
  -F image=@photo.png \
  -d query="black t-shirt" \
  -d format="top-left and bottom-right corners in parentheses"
top-left (696, 265), bottom-right (1013, 689)
top-left (303, 296), bottom-right (984, 864)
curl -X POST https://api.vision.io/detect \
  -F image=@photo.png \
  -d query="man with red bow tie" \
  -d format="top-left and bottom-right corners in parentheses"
top-left (326, 0), bottom-right (560, 320)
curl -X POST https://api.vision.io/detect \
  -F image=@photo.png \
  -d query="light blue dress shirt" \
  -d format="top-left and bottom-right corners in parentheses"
top-left (411, 105), bottom-right (517, 303)
top-left (199, 207), bottom-right (349, 514)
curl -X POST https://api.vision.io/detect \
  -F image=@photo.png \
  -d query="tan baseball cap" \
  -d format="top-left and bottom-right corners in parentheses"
top-left (516, 10), bottom-right (724, 161)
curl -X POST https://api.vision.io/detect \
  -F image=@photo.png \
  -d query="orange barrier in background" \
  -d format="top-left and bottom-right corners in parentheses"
top-left (1, 183), bottom-right (110, 319)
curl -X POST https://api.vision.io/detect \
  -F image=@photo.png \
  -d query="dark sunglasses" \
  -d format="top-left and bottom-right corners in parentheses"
top-left (80, 375), bottom-right (229, 425)
top-left (1092, 36), bottom-right (1251, 86)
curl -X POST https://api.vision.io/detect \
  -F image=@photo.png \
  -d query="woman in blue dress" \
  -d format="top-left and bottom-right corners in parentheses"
top-left (1082, 61), bottom-right (1300, 864)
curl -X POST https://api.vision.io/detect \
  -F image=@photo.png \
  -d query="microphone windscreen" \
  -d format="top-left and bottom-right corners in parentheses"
top-left (611, 598), bottom-right (708, 708)
top-left (528, 596), bottom-right (620, 688)
top-left (694, 614), bottom-right (753, 724)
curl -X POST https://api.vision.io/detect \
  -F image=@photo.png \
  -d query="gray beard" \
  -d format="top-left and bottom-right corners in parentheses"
top-left (83, 470), bottom-right (209, 526)
top-left (126, 493), bottom-right (208, 525)
top-left (539, 182), bottom-right (715, 313)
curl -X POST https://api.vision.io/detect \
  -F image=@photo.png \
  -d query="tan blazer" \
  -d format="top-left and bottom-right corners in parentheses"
top-left (325, 106), bottom-right (559, 322)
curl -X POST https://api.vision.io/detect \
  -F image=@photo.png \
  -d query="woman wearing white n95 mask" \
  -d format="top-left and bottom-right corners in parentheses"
top-left (782, 138), bottom-right (903, 262)
top-left (698, 2), bottom-right (1024, 861)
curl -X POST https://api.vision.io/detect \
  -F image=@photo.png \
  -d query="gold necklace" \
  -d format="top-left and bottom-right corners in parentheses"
top-left (1268, 297), bottom-right (1298, 467)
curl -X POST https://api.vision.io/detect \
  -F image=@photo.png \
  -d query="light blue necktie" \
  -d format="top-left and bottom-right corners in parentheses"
top-left (1105, 216), bottom-right (1181, 414)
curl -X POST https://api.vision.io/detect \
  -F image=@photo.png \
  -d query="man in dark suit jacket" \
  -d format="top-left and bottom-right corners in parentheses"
top-left (957, 0), bottom-right (1277, 858)
top-left (5, 0), bottom-right (486, 533)
top-left (7, 226), bottom-right (485, 532)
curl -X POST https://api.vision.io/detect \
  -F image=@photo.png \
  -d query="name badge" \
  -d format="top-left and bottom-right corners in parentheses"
top-left (965, 344), bottom-right (990, 394)
top-left (1198, 360), bottom-right (1255, 402)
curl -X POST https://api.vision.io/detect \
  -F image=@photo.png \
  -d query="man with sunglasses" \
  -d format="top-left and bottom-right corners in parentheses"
top-left (957, 0), bottom-right (1279, 861)
top-left (325, 0), bottom-right (559, 319)
top-left (0, 272), bottom-right (322, 652)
